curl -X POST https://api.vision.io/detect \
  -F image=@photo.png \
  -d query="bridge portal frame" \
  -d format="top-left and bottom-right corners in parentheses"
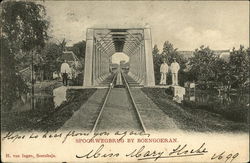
top-left (83, 28), bottom-right (155, 87)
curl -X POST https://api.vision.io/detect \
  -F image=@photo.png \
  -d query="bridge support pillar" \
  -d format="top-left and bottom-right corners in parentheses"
top-left (83, 29), bottom-right (94, 87)
top-left (143, 28), bottom-right (155, 86)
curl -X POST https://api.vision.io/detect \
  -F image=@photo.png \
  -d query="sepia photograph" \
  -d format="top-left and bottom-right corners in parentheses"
top-left (1, 0), bottom-right (249, 162)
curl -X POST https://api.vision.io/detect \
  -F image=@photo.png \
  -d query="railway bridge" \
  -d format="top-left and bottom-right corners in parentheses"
top-left (59, 28), bottom-right (178, 132)
top-left (83, 28), bottom-right (155, 87)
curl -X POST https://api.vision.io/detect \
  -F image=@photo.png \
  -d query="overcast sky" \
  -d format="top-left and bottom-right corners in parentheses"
top-left (44, 1), bottom-right (249, 51)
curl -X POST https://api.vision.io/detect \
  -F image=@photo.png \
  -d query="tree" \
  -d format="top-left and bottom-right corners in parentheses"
top-left (1, 1), bottom-right (49, 110)
top-left (162, 41), bottom-right (178, 63)
top-left (59, 38), bottom-right (67, 52)
top-left (40, 42), bottom-right (63, 80)
top-left (71, 40), bottom-right (86, 60)
top-left (229, 45), bottom-right (250, 88)
top-left (213, 58), bottom-right (230, 85)
top-left (152, 44), bottom-right (160, 56)
top-left (1, 1), bottom-right (49, 53)
top-left (188, 46), bottom-right (218, 83)
top-left (152, 42), bottom-right (187, 85)
top-left (152, 45), bottom-right (161, 84)
top-left (161, 41), bottom-right (187, 68)
top-left (187, 45), bottom-right (250, 90)
top-left (162, 41), bottom-right (187, 85)
top-left (1, 38), bottom-right (29, 111)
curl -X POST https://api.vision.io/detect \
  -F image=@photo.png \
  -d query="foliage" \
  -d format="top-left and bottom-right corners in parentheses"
top-left (58, 38), bottom-right (67, 52)
top-left (1, 1), bottom-right (49, 52)
top-left (1, 1), bottom-right (49, 110)
top-left (188, 46), bottom-right (218, 83)
top-left (1, 38), bottom-right (28, 111)
top-left (188, 45), bottom-right (249, 90)
top-left (153, 42), bottom-right (249, 90)
top-left (152, 45), bottom-right (161, 84)
top-left (40, 42), bottom-right (63, 79)
top-left (152, 42), bottom-right (187, 85)
top-left (71, 40), bottom-right (86, 60)
top-left (212, 58), bottom-right (230, 87)
top-left (162, 41), bottom-right (179, 63)
top-left (229, 46), bottom-right (250, 88)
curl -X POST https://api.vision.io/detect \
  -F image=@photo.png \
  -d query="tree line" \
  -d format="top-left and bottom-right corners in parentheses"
top-left (1, 1), bottom-right (86, 111)
top-left (152, 42), bottom-right (250, 91)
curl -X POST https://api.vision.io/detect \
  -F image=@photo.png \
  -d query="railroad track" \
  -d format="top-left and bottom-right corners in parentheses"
top-left (90, 73), bottom-right (117, 133)
top-left (35, 71), bottom-right (146, 132)
top-left (91, 71), bottom-right (146, 133)
top-left (121, 72), bottom-right (147, 132)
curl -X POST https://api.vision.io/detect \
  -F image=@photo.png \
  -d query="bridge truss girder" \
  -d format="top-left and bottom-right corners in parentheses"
top-left (83, 28), bottom-right (155, 87)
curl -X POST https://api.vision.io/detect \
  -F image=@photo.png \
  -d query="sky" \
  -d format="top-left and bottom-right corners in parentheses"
top-left (43, 1), bottom-right (249, 53)
top-left (111, 53), bottom-right (129, 64)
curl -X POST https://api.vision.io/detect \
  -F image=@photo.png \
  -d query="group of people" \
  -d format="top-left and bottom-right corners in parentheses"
top-left (61, 58), bottom-right (180, 86)
top-left (160, 58), bottom-right (180, 86)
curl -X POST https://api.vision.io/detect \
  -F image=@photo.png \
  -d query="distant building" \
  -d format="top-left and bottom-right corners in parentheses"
top-left (19, 64), bottom-right (47, 83)
top-left (177, 51), bottom-right (194, 59)
top-left (59, 51), bottom-right (81, 66)
top-left (57, 51), bottom-right (83, 78)
top-left (214, 50), bottom-right (230, 62)
top-left (177, 50), bottom-right (230, 62)
top-left (19, 67), bottom-right (32, 85)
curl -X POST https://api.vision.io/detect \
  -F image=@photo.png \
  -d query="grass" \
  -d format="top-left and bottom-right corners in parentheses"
top-left (183, 100), bottom-right (248, 123)
top-left (1, 89), bottom-right (96, 132)
top-left (141, 88), bottom-right (249, 133)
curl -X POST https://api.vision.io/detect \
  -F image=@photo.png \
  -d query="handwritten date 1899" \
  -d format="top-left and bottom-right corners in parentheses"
top-left (211, 151), bottom-right (239, 163)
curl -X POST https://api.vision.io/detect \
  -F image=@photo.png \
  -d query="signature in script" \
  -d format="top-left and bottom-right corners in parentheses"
top-left (76, 143), bottom-right (239, 162)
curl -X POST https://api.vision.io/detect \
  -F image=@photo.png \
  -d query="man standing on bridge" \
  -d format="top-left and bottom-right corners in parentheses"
top-left (60, 60), bottom-right (71, 86)
top-left (170, 58), bottom-right (180, 86)
top-left (160, 59), bottom-right (169, 85)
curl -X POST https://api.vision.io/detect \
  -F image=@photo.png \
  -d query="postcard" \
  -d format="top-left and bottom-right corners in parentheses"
top-left (1, 0), bottom-right (249, 162)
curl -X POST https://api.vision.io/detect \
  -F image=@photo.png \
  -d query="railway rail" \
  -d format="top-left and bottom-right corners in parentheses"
top-left (91, 71), bottom-right (147, 133)
top-left (34, 71), bottom-right (147, 132)
top-left (121, 72), bottom-right (147, 132)
top-left (91, 72), bottom-right (117, 133)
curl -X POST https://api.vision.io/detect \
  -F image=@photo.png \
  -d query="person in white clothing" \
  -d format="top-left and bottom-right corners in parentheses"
top-left (160, 59), bottom-right (169, 85)
top-left (170, 58), bottom-right (180, 85)
top-left (60, 60), bottom-right (71, 86)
